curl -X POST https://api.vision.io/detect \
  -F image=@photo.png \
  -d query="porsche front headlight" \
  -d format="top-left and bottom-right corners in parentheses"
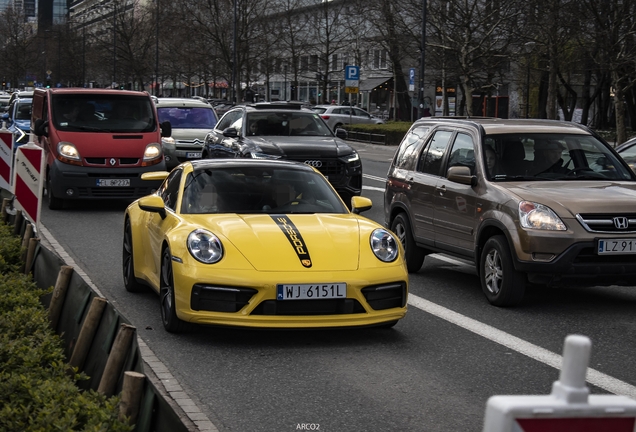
top-left (187, 229), bottom-right (223, 264)
top-left (370, 229), bottom-right (399, 262)
top-left (518, 201), bottom-right (567, 231)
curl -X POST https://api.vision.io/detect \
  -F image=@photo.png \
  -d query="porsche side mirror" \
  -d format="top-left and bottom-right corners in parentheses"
top-left (138, 195), bottom-right (167, 219)
top-left (351, 196), bottom-right (372, 214)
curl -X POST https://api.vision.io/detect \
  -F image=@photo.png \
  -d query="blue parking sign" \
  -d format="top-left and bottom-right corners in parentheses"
top-left (345, 66), bottom-right (359, 81)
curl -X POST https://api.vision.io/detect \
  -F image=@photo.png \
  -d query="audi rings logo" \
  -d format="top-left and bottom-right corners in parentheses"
top-left (304, 160), bottom-right (322, 168)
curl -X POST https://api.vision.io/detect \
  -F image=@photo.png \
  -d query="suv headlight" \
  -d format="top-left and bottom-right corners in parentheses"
top-left (370, 229), bottom-right (399, 262)
top-left (250, 152), bottom-right (281, 159)
top-left (519, 201), bottom-right (567, 231)
top-left (340, 152), bottom-right (360, 165)
top-left (187, 229), bottom-right (223, 264)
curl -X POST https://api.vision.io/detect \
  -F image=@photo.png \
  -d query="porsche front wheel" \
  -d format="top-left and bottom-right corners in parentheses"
top-left (122, 219), bottom-right (145, 293)
top-left (160, 247), bottom-right (188, 333)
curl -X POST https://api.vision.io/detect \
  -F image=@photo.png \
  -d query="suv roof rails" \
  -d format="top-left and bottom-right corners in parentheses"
top-left (249, 101), bottom-right (307, 110)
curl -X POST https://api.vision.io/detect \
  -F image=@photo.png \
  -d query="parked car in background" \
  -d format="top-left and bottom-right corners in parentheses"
top-left (312, 104), bottom-right (385, 131)
top-left (123, 159), bottom-right (407, 332)
top-left (155, 98), bottom-right (218, 169)
top-left (202, 102), bottom-right (362, 207)
top-left (0, 94), bottom-right (10, 114)
top-left (1, 91), bottom-right (33, 146)
top-left (384, 118), bottom-right (636, 307)
top-left (616, 136), bottom-right (636, 174)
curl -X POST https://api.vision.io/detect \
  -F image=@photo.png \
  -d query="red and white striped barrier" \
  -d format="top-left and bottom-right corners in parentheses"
top-left (12, 136), bottom-right (45, 231)
top-left (0, 121), bottom-right (14, 192)
top-left (483, 334), bottom-right (636, 432)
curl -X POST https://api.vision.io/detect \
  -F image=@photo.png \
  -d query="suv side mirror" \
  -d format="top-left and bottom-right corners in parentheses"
top-left (223, 127), bottom-right (238, 138)
top-left (33, 118), bottom-right (48, 137)
top-left (160, 121), bottom-right (172, 137)
top-left (335, 128), bottom-right (348, 139)
top-left (447, 166), bottom-right (477, 187)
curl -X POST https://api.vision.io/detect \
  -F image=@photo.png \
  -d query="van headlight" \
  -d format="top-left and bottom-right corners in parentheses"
top-left (187, 229), bottom-right (223, 264)
top-left (370, 229), bottom-right (399, 262)
top-left (519, 201), bottom-right (567, 230)
top-left (57, 141), bottom-right (82, 165)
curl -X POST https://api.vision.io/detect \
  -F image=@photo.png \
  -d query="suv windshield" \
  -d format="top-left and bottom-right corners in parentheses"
top-left (51, 94), bottom-right (156, 133)
top-left (246, 112), bottom-right (332, 137)
top-left (484, 133), bottom-right (633, 181)
top-left (157, 106), bottom-right (217, 129)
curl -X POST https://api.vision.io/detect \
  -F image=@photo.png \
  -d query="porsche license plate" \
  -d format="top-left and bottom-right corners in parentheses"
top-left (96, 179), bottom-right (130, 187)
top-left (598, 239), bottom-right (636, 254)
top-left (277, 283), bottom-right (346, 300)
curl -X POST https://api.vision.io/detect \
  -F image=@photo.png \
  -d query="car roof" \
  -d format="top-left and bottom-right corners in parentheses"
top-left (616, 137), bottom-right (636, 151)
top-left (413, 117), bottom-right (591, 135)
top-left (35, 88), bottom-right (150, 97)
top-left (189, 158), bottom-right (315, 172)
top-left (242, 101), bottom-right (313, 111)
top-left (155, 98), bottom-right (213, 108)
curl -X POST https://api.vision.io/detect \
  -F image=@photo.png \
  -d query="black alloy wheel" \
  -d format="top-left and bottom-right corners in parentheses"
top-left (160, 247), bottom-right (188, 333)
top-left (391, 213), bottom-right (425, 273)
top-left (122, 219), bottom-right (145, 293)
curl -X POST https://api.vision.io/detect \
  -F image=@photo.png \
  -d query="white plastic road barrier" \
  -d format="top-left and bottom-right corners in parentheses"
top-left (483, 334), bottom-right (636, 432)
top-left (0, 121), bottom-right (14, 192)
top-left (12, 136), bottom-right (45, 232)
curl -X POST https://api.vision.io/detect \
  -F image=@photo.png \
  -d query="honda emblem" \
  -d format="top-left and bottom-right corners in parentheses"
top-left (613, 217), bottom-right (628, 229)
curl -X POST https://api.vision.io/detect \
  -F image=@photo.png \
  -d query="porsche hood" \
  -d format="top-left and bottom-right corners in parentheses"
top-left (189, 214), bottom-right (364, 271)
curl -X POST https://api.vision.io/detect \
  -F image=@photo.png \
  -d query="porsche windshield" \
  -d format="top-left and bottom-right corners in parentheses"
top-left (181, 166), bottom-right (347, 214)
top-left (245, 112), bottom-right (332, 137)
top-left (51, 94), bottom-right (156, 133)
top-left (484, 133), bottom-right (634, 181)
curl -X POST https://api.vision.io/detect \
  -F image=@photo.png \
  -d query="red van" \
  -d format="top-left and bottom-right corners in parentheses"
top-left (31, 88), bottom-right (171, 209)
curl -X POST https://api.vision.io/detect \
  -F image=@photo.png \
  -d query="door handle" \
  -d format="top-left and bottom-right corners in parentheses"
top-left (436, 185), bottom-right (446, 195)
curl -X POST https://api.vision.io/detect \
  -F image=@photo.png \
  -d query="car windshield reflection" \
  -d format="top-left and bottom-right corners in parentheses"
top-left (483, 133), bottom-right (634, 181)
top-left (181, 166), bottom-right (347, 214)
top-left (246, 112), bottom-right (332, 137)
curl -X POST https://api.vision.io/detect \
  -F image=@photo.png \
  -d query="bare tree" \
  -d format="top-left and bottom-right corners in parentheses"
top-left (426, 0), bottom-right (521, 116)
top-left (0, 6), bottom-right (38, 90)
top-left (580, 0), bottom-right (636, 143)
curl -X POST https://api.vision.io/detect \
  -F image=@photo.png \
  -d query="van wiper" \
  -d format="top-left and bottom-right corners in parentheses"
top-left (70, 125), bottom-right (111, 132)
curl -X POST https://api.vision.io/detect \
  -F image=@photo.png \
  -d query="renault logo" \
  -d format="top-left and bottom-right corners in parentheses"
top-left (613, 217), bottom-right (629, 229)
top-left (304, 160), bottom-right (322, 168)
top-left (109, 158), bottom-right (117, 166)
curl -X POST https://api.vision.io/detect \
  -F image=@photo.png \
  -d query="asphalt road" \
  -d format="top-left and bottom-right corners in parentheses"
top-left (38, 141), bottom-right (636, 432)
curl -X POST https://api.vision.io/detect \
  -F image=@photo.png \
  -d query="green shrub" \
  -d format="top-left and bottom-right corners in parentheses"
top-left (0, 221), bottom-right (133, 432)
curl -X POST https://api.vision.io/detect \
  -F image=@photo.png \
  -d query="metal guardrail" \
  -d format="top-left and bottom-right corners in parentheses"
top-left (346, 130), bottom-right (387, 145)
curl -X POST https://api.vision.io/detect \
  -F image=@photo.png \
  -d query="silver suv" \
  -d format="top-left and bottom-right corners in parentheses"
top-left (156, 98), bottom-right (218, 169)
top-left (385, 118), bottom-right (636, 306)
top-left (312, 105), bottom-right (384, 131)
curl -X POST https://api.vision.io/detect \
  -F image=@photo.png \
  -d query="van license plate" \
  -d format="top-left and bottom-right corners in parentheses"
top-left (276, 283), bottom-right (346, 300)
top-left (96, 179), bottom-right (130, 187)
top-left (598, 239), bottom-right (636, 254)
top-left (186, 152), bottom-right (202, 158)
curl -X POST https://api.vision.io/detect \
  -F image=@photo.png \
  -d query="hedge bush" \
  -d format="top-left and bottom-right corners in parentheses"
top-left (0, 221), bottom-right (133, 432)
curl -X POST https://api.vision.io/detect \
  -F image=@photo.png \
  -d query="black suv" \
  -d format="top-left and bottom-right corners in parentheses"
top-left (202, 102), bottom-right (362, 206)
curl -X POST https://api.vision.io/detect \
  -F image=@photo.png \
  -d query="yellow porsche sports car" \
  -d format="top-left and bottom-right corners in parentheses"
top-left (122, 159), bottom-right (408, 332)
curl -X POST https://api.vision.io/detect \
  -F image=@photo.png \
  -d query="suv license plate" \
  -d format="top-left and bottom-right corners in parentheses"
top-left (598, 239), bottom-right (636, 254)
top-left (186, 152), bottom-right (202, 158)
top-left (277, 283), bottom-right (346, 300)
top-left (96, 179), bottom-right (130, 187)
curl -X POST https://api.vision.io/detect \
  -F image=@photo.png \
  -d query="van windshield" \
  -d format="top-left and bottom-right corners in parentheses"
top-left (51, 94), bottom-right (156, 133)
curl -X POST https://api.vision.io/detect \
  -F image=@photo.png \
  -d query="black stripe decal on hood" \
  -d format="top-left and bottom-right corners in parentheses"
top-left (270, 215), bottom-right (312, 268)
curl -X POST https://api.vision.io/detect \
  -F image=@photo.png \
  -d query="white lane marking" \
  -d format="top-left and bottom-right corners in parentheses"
top-left (364, 174), bottom-right (386, 183)
top-left (363, 185), bottom-right (385, 192)
top-left (408, 294), bottom-right (636, 400)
